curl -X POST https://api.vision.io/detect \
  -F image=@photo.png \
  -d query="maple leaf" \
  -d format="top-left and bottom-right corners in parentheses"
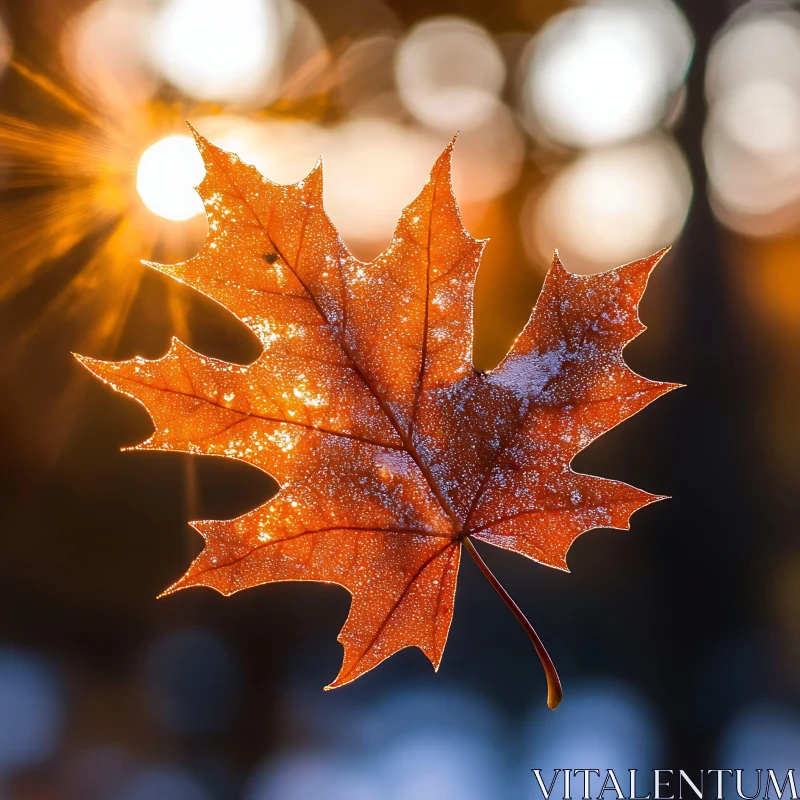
top-left (76, 127), bottom-right (679, 708)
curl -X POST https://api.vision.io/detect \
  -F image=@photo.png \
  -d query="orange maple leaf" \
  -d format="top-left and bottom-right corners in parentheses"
top-left (77, 127), bottom-right (679, 707)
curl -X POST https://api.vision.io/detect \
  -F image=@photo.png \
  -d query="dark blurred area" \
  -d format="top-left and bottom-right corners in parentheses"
top-left (0, 0), bottom-right (798, 797)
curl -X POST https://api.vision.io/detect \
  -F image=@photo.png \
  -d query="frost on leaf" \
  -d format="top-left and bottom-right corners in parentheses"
top-left (76, 126), bottom-right (678, 697)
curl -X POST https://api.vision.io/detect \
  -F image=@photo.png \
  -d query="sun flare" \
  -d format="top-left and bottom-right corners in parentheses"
top-left (136, 135), bottom-right (206, 221)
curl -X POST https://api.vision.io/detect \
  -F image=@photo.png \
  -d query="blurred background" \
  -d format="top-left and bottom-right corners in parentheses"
top-left (0, 0), bottom-right (798, 797)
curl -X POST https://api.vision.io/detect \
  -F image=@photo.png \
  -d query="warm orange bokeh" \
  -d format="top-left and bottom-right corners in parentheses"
top-left (77, 130), bottom-right (676, 693)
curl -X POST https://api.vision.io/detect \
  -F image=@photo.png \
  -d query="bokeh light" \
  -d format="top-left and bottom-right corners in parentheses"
top-left (365, 687), bottom-right (506, 800)
top-left (195, 115), bottom-right (431, 250)
top-left (337, 35), bottom-right (401, 119)
top-left (0, 647), bottom-right (62, 775)
top-left (449, 102), bottom-right (525, 206)
top-left (147, 0), bottom-right (288, 103)
top-left (395, 16), bottom-right (505, 132)
top-left (196, 116), bottom-right (325, 187)
top-left (521, 0), bottom-right (693, 148)
top-left (354, 684), bottom-right (501, 747)
top-left (136, 135), bottom-right (206, 221)
top-left (276, 2), bottom-right (329, 102)
top-left (706, 8), bottom-right (800, 104)
top-left (195, 114), bottom-right (522, 248)
top-left (115, 765), bottom-right (211, 800)
top-left (716, 81), bottom-right (800, 158)
top-left (377, 730), bottom-right (504, 800)
top-left (143, 628), bottom-right (242, 737)
top-left (716, 704), bottom-right (800, 774)
top-left (524, 680), bottom-right (665, 790)
top-left (247, 753), bottom-right (379, 800)
top-left (162, 114), bottom-right (519, 254)
top-left (310, 118), bottom-right (441, 252)
top-left (246, 685), bottom-right (507, 798)
top-left (525, 136), bottom-right (692, 273)
top-left (62, 0), bottom-right (157, 111)
top-left (704, 7), bottom-right (800, 235)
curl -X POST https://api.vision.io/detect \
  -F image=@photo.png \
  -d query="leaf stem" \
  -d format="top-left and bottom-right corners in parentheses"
top-left (462, 536), bottom-right (562, 709)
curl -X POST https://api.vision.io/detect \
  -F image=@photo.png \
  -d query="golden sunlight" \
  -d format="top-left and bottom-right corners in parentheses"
top-left (136, 135), bottom-right (205, 221)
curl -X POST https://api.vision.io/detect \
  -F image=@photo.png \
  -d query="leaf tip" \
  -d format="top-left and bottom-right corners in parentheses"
top-left (551, 249), bottom-right (567, 274)
top-left (302, 159), bottom-right (325, 196)
top-left (653, 244), bottom-right (672, 262)
top-left (642, 245), bottom-right (672, 277)
top-left (627, 492), bottom-right (671, 523)
top-left (73, 352), bottom-right (107, 379)
top-left (324, 673), bottom-right (349, 691)
top-left (186, 121), bottom-right (206, 147)
top-left (650, 381), bottom-right (686, 402)
top-left (185, 122), bottom-right (220, 170)
top-left (433, 136), bottom-right (457, 174)
top-left (156, 581), bottom-right (184, 600)
top-left (626, 245), bottom-right (672, 281)
top-left (157, 571), bottom-right (191, 598)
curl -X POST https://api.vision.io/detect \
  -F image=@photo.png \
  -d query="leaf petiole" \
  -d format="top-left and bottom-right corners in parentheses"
top-left (462, 536), bottom-right (563, 709)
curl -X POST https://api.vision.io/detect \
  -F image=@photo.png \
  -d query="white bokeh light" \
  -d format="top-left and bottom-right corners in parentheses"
top-left (715, 81), bottom-right (800, 158)
top-left (449, 103), bottom-right (525, 206)
top-left (196, 118), bottom-right (439, 251)
top-left (277, 2), bottom-right (329, 102)
top-left (704, 114), bottom-right (800, 229)
top-left (704, 8), bottom-right (800, 235)
top-left (706, 10), bottom-right (800, 104)
top-left (522, 0), bottom-right (693, 148)
top-left (147, 0), bottom-right (288, 103)
top-left (526, 136), bottom-right (692, 273)
top-left (396, 16), bottom-right (506, 131)
top-left (136, 135), bottom-right (205, 221)
top-left (196, 116), bottom-right (325, 187)
top-left (337, 35), bottom-right (400, 118)
top-left (193, 114), bottom-right (521, 250)
top-left (63, 0), bottom-right (157, 111)
top-left (314, 119), bottom-right (442, 251)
